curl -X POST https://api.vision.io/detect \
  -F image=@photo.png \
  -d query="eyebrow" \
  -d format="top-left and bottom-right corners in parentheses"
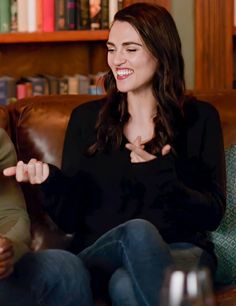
top-left (106, 41), bottom-right (143, 47)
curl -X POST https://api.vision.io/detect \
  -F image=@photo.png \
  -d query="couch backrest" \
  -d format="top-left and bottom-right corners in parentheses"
top-left (7, 94), bottom-right (102, 168)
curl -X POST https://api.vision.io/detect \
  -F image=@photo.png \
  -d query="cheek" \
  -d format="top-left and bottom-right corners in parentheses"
top-left (107, 54), bottom-right (113, 69)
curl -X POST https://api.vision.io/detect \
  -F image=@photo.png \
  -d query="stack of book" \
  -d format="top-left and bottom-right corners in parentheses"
top-left (0, 72), bottom-right (106, 105)
top-left (0, 0), bottom-right (123, 33)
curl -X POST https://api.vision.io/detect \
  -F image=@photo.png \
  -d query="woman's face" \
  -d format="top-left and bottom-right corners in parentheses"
top-left (107, 21), bottom-right (157, 95)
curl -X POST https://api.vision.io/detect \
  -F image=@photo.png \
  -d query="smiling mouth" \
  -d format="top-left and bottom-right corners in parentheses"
top-left (116, 69), bottom-right (133, 79)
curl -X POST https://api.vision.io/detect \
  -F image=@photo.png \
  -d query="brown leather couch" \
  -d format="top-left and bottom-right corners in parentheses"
top-left (0, 91), bottom-right (236, 306)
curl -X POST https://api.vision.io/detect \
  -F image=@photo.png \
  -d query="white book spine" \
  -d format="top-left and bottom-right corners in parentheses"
top-left (109, 0), bottom-right (118, 26)
top-left (27, 0), bottom-right (37, 32)
top-left (17, 0), bottom-right (28, 32)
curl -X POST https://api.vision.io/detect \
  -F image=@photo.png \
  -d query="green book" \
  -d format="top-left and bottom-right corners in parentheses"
top-left (0, 0), bottom-right (11, 32)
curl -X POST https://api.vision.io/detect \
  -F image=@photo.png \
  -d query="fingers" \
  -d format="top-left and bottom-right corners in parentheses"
top-left (0, 237), bottom-right (14, 279)
top-left (0, 254), bottom-right (14, 279)
top-left (126, 138), bottom-right (171, 163)
top-left (133, 136), bottom-right (142, 147)
top-left (126, 141), bottom-right (156, 163)
top-left (0, 237), bottom-right (12, 253)
top-left (3, 159), bottom-right (49, 184)
top-left (15, 161), bottom-right (27, 182)
top-left (3, 166), bottom-right (17, 177)
top-left (162, 144), bottom-right (171, 156)
top-left (27, 160), bottom-right (49, 184)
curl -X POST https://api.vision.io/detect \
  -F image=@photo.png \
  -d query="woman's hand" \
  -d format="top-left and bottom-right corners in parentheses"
top-left (0, 236), bottom-right (14, 279)
top-left (125, 136), bottom-right (171, 163)
top-left (3, 159), bottom-right (49, 184)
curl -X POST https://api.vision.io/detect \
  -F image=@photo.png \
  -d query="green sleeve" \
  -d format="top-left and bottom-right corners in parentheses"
top-left (0, 128), bottom-right (31, 263)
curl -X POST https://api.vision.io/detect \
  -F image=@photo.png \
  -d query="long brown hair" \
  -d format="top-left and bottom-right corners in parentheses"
top-left (88, 2), bottom-right (185, 155)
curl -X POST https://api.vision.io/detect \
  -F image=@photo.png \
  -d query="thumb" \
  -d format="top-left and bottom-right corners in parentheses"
top-left (162, 144), bottom-right (171, 156)
top-left (3, 166), bottom-right (17, 177)
top-left (133, 136), bottom-right (142, 147)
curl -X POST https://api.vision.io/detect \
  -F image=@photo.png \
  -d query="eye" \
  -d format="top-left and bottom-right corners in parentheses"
top-left (107, 48), bottom-right (115, 53)
top-left (127, 49), bottom-right (137, 52)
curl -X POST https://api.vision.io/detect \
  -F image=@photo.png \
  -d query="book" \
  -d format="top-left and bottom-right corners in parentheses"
top-left (36, 0), bottom-right (43, 31)
top-left (89, 71), bottom-right (106, 94)
top-left (117, 0), bottom-right (123, 11)
top-left (16, 83), bottom-right (27, 100)
top-left (55, 0), bottom-right (67, 30)
top-left (0, 0), bottom-right (11, 33)
top-left (27, 0), bottom-right (37, 32)
top-left (26, 76), bottom-right (48, 96)
top-left (108, 0), bottom-right (118, 26)
top-left (101, 0), bottom-right (109, 29)
top-left (16, 78), bottom-right (33, 99)
top-left (17, 0), bottom-right (28, 32)
top-left (43, 75), bottom-right (59, 95)
top-left (65, 0), bottom-right (77, 30)
top-left (0, 77), bottom-right (16, 105)
top-left (10, 0), bottom-right (17, 32)
top-left (89, 0), bottom-right (101, 30)
top-left (76, 74), bottom-right (90, 93)
top-left (58, 77), bottom-right (69, 94)
top-left (42, 0), bottom-right (55, 32)
top-left (77, 0), bottom-right (90, 29)
top-left (67, 75), bottom-right (79, 94)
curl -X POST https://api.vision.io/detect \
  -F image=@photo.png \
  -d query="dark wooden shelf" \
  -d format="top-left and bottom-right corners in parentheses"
top-left (0, 30), bottom-right (109, 44)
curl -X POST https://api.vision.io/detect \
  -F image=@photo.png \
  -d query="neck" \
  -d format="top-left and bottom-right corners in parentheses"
top-left (127, 92), bottom-right (157, 122)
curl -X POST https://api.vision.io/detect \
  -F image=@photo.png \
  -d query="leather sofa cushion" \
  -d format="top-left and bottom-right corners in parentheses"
top-left (8, 95), bottom-right (102, 167)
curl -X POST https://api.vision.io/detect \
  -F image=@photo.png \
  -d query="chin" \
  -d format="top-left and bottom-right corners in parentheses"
top-left (116, 85), bottom-right (131, 93)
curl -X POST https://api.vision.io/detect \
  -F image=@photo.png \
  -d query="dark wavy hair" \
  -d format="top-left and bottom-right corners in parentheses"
top-left (88, 2), bottom-right (185, 155)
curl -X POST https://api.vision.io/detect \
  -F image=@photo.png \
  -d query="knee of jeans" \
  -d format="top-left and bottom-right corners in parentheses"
top-left (20, 250), bottom-right (90, 283)
top-left (109, 268), bottom-right (132, 299)
top-left (122, 219), bottom-right (159, 244)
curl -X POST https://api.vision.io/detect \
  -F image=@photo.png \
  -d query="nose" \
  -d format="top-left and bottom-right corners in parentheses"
top-left (112, 50), bottom-right (126, 66)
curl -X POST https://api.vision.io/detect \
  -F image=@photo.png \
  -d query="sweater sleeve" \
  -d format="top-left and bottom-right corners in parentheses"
top-left (41, 104), bottom-right (97, 233)
top-left (0, 129), bottom-right (31, 263)
top-left (131, 103), bottom-right (226, 232)
top-left (41, 164), bottom-right (82, 233)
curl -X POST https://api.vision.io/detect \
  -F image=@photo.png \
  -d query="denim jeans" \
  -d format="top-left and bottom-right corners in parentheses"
top-left (79, 219), bottom-right (216, 306)
top-left (0, 249), bottom-right (93, 306)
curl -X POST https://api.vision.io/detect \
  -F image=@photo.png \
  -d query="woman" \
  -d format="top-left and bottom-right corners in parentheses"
top-left (4, 3), bottom-right (226, 306)
top-left (0, 128), bottom-right (92, 306)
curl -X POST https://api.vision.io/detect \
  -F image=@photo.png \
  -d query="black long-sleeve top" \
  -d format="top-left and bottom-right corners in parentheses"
top-left (41, 96), bottom-right (226, 257)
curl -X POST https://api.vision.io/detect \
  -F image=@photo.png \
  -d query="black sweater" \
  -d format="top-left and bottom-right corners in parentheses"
top-left (42, 96), bottom-right (226, 257)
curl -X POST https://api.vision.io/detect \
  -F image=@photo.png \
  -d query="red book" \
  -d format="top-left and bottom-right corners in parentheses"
top-left (17, 84), bottom-right (27, 100)
top-left (42, 0), bottom-right (55, 32)
top-left (37, 0), bottom-right (43, 31)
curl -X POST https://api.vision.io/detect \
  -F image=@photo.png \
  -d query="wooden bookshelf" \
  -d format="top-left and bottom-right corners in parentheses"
top-left (0, 30), bottom-right (109, 78)
top-left (0, 30), bottom-right (109, 43)
top-left (0, 0), bottom-right (170, 80)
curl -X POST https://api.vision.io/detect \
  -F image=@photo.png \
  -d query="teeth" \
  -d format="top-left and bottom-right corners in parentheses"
top-left (117, 69), bottom-right (133, 76)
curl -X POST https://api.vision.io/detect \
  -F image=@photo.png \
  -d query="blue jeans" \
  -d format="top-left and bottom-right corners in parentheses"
top-left (79, 219), bottom-right (216, 306)
top-left (0, 249), bottom-right (93, 306)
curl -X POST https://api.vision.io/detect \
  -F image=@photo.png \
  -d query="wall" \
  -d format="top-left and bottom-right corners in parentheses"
top-left (171, 0), bottom-right (195, 89)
